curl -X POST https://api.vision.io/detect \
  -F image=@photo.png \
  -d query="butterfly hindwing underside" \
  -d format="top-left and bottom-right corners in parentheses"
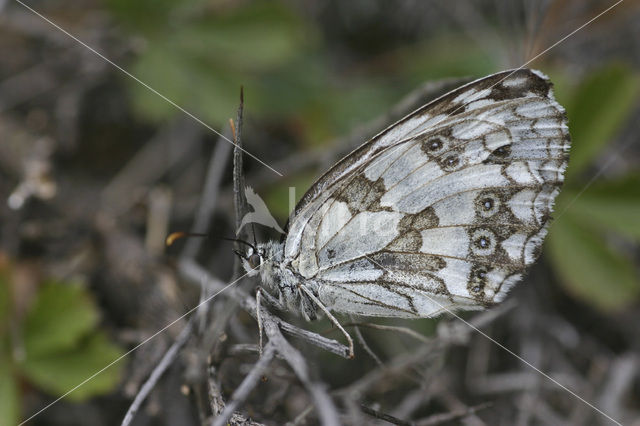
top-left (274, 68), bottom-right (571, 318)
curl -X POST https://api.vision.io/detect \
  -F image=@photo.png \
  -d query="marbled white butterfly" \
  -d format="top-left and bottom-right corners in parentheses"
top-left (239, 69), bottom-right (570, 357)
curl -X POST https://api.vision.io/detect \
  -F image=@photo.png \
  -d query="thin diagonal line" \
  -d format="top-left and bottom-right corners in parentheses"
top-left (430, 0), bottom-right (625, 129)
top-left (516, 0), bottom-right (624, 72)
top-left (480, 0), bottom-right (625, 113)
top-left (14, 1), bottom-right (627, 424)
top-left (364, 256), bottom-right (622, 426)
top-left (18, 271), bottom-right (251, 426)
top-left (13, 0), bottom-right (283, 177)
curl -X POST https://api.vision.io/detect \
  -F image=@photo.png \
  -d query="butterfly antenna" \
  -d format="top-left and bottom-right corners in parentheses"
top-left (219, 236), bottom-right (256, 252)
top-left (165, 233), bottom-right (255, 253)
top-left (165, 231), bottom-right (209, 246)
top-left (250, 222), bottom-right (257, 247)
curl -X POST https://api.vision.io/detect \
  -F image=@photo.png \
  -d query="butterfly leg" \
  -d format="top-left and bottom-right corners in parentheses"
top-left (257, 286), bottom-right (286, 312)
top-left (256, 289), bottom-right (264, 358)
top-left (298, 284), bottom-right (354, 359)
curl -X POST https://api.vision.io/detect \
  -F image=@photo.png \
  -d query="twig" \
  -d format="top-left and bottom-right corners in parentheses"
top-left (597, 353), bottom-right (637, 422)
top-left (122, 98), bottom-right (234, 426)
top-left (179, 255), bottom-right (515, 425)
top-left (207, 366), bottom-right (265, 425)
top-left (262, 317), bottom-right (341, 426)
top-left (343, 321), bottom-right (431, 344)
top-left (339, 306), bottom-right (514, 398)
top-left (339, 341), bottom-right (446, 399)
top-left (287, 404), bottom-right (314, 426)
top-left (204, 77), bottom-right (478, 226)
top-left (101, 117), bottom-right (202, 216)
top-left (178, 258), bottom-right (350, 358)
top-left (243, 287), bottom-right (350, 358)
top-left (391, 388), bottom-right (433, 420)
top-left (360, 405), bottom-right (413, 426)
top-left (350, 317), bottom-right (383, 366)
top-left (207, 365), bottom-right (225, 417)
top-left (121, 320), bottom-right (194, 426)
top-left (211, 343), bottom-right (276, 426)
top-left (414, 402), bottom-right (492, 426)
top-left (194, 90), bottom-right (253, 423)
top-left (198, 88), bottom-right (342, 425)
top-left (233, 87), bottom-right (249, 242)
top-left (227, 343), bottom-right (261, 356)
top-left (182, 134), bottom-right (232, 260)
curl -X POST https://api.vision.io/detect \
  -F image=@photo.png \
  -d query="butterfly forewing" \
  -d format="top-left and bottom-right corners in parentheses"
top-left (285, 69), bottom-right (570, 318)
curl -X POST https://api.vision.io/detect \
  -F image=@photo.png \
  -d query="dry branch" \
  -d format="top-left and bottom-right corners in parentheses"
top-left (121, 320), bottom-right (194, 426)
top-left (188, 91), bottom-right (345, 425)
top-left (211, 343), bottom-right (276, 426)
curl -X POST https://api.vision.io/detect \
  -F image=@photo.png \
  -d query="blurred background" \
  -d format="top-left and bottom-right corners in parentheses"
top-left (1, 0), bottom-right (639, 425)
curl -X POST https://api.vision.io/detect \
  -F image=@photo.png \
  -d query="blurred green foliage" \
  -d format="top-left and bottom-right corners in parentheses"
top-left (548, 64), bottom-right (640, 310)
top-left (109, 1), bottom-right (639, 310)
top-left (108, 0), bottom-right (494, 145)
top-left (0, 263), bottom-right (123, 426)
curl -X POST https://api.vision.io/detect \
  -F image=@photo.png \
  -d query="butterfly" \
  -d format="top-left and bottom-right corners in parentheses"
top-left (237, 69), bottom-right (570, 358)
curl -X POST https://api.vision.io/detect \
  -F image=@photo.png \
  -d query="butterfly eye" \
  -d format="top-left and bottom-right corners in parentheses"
top-left (248, 253), bottom-right (261, 269)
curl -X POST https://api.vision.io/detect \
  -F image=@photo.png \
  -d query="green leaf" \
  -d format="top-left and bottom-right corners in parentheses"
top-left (23, 281), bottom-right (98, 357)
top-left (547, 211), bottom-right (640, 310)
top-left (309, 81), bottom-right (399, 143)
top-left (21, 333), bottom-right (123, 401)
top-left (0, 263), bottom-right (10, 325)
top-left (126, 1), bottom-right (311, 124)
top-left (545, 69), bottom-right (573, 110)
top-left (397, 35), bottom-right (496, 85)
top-left (565, 64), bottom-right (640, 180)
top-left (129, 45), bottom-right (208, 121)
top-left (177, 3), bottom-right (307, 72)
top-left (0, 351), bottom-right (19, 426)
top-left (107, 0), bottom-right (195, 35)
top-left (559, 174), bottom-right (640, 240)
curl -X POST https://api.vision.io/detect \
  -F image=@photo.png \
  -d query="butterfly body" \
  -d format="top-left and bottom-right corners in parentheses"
top-left (244, 241), bottom-right (322, 321)
top-left (241, 69), bottom-right (570, 328)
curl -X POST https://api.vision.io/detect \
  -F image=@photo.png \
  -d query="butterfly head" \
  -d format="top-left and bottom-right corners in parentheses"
top-left (235, 240), bottom-right (285, 289)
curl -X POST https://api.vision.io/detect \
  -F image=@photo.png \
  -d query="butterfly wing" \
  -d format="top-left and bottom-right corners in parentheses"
top-left (285, 69), bottom-right (570, 318)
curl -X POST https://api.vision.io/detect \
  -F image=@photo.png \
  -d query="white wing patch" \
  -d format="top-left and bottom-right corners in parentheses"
top-left (508, 189), bottom-right (537, 224)
top-left (363, 142), bottom-right (410, 182)
top-left (420, 227), bottom-right (469, 258)
top-left (501, 233), bottom-right (527, 261)
top-left (316, 200), bottom-right (351, 249)
top-left (378, 143), bottom-right (431, 188)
